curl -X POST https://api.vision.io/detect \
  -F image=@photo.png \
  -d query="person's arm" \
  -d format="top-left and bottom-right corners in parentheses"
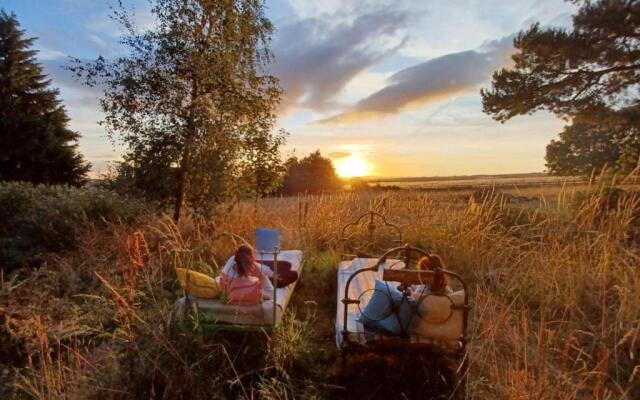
top-left (411, 284), bottom-right (430, 296)
top-left (257, 262), bottom-right (274, 279)
top-left (256, 265), bottom-right (274, 299)
top-left (221, 256), bottom-right (236, 278)
top-left (252, 263), bottom-right (274, 287)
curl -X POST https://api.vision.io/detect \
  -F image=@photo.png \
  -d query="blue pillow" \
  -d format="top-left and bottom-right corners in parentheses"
top-left (358, 280), bottom-right (415, 336)
top-left (256, 228), bottom-right (280, 252)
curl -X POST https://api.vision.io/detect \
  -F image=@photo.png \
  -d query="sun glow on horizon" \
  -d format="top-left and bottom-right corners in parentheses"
top-left (335, 152), bottom-right (371, 178)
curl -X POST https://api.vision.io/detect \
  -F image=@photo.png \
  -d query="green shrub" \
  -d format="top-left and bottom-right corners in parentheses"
top-left (0, 182), bottom-right (146, 271)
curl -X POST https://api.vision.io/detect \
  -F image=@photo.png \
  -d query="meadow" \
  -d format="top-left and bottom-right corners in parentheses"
top-left (1, 178), bottom-right (639, 399)
top-left (369, 173), bottom-right (585, 189)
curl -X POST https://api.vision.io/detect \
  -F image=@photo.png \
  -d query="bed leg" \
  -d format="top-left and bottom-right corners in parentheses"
top-left (438, 353), bottom-right (467, 399)
top-left (340, 347), bottom-right (350, 372)
top-left (456, 354), bottom-right (469, 398)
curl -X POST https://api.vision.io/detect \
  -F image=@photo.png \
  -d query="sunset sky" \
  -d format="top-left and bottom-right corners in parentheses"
top-left (3, 0), bottom-right (579, 177)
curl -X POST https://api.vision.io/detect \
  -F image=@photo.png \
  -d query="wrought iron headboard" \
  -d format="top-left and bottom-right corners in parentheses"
top-left (339, 211), bottom-right (402, 260)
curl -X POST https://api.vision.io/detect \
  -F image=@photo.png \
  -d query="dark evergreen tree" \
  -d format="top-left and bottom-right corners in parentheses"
top-left (0, 10), bottom-right (90, 185)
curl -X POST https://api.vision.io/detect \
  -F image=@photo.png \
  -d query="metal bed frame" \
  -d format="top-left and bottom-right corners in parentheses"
top-left (337, 212), bottom-right (472, 391)
top-left (340, 244), bottom-right (470, 353)
top-left (339, 210), bottom-right (403, 260)
top-left (339, 244), bottom-right (471, 391)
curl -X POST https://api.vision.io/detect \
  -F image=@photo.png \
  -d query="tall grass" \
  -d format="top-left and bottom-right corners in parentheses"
top-left (1, 181), bottom-right (639, 399)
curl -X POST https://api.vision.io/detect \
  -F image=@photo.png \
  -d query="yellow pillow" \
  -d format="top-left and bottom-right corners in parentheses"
top-left (175, 268), bottom-right (220, 299)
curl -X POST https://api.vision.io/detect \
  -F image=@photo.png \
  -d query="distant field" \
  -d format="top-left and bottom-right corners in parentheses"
top-left (368, 172), bottom-right (586, 190)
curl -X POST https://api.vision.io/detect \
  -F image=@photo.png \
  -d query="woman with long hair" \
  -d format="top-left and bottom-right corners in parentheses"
top-left (412, 254), bottom-right (452, 296)
top-left (221, 244), bottom-right (274, 300)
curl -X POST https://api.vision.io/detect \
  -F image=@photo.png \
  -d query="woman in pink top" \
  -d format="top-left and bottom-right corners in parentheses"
top-left (221, 244), bottom-right (274, 300)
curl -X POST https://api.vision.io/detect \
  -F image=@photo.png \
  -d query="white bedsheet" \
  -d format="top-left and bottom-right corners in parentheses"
top-left (176, 250), bottom-right (303, 326)
top-left (335, 257), bottom-right (404, 348)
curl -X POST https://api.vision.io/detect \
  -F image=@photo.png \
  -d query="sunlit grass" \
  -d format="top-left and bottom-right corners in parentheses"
top-left (2, 180), bottom-right (639, 399)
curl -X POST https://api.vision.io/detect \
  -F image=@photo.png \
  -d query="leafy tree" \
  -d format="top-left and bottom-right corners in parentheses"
top-left (240, 128), bottom-right (287, 199)
top-left (0, 10), bottom-right (90, 185)
top-left (481, 0), bottom-right (640, 174)
top-left (72, 0), bottom-right (282, 220)
top-left (279, 150), bottom-right (342, 195)
top-left (108, 143), bottom-right (179, 202)
top-left (546, 105), bottom-right (640, 175)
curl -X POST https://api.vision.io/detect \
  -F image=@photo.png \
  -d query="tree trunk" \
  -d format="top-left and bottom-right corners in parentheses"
top-left (173, 171), bottom-right (186, 222)
top-left (173, 144), bottom-right (192, 222)
top-left (173, 79), bottom-right (199, 222)
top-left (173, 118), bottom-right (197, 222)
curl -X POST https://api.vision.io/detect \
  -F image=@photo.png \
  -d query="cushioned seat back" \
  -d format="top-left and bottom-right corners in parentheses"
top-left (412, 290), bottom-right (465, 341)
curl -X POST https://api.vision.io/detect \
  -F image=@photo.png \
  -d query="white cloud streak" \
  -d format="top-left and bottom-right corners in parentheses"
top-left (319, 35), bottom-right (515, 123)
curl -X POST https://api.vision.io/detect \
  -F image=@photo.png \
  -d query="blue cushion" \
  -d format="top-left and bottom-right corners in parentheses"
top-left (256, 228), bottom-right (280, 252)
top-left (358, 280), bottom-right (415, 336)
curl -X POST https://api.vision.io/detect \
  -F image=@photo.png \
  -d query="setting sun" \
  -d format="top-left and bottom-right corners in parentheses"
top-left (335, 152), bottom-right (370, 178)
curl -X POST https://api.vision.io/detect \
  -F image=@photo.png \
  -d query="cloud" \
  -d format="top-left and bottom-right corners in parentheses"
top-left (328, 151), bottom-right (351, 159)
top-left (319, 35), bottom-right (515, 123)
top-left (271, 7), bottom-right (412, 113)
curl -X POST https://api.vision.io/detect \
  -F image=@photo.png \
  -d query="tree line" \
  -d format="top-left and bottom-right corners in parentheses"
top-left (0, 3), bottom-right (341, 221)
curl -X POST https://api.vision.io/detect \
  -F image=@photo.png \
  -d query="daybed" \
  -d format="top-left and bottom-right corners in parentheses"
top-left (175, 232), bottom-right (303, 333)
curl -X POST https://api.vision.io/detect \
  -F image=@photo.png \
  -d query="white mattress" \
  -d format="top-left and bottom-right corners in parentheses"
top-left (335, 257), bottom-right (404, 348)
top-left (176, 250), bottom-right (303, 326)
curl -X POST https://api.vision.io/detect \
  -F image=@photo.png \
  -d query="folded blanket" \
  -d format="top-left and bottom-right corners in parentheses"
top-left (260, 260), bottom-right (299, 288)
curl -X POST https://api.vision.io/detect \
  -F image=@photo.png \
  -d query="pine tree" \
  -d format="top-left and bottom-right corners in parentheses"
top-left (481, 0), bottom-right (640, 175)
top-left (0, 10), bottom-right (90, 186)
